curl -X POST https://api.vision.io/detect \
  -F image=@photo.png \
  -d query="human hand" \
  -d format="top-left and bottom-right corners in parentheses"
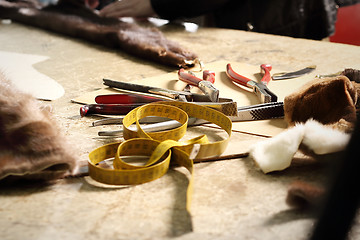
top-left (99, 0), bottom-right (155, 18)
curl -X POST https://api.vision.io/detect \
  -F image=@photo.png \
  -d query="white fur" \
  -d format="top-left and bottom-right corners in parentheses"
top-left (302, 119), bottom-right (351, 154)
top-left (249, 119), bottom-right (351, 173)
top-left (250, 124), bottom-right (305, 174)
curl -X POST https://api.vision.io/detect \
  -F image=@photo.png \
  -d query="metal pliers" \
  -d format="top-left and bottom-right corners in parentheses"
top-left (178, 68), bottom-right (219, 102)
top-left (226, 63), bottom-right (277, 103)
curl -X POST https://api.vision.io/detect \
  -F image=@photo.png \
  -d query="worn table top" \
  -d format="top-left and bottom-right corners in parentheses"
top-left (0, 20), bottom-right (360, 240)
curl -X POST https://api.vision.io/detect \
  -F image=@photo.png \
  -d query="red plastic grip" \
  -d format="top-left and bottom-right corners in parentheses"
top-left (202, 70), bottom-right (215, 83)
top-left (260, 64), bottom-right (272, 85)
top-left (226, 63), bottom-right (253, 86)
top-left (178, 68), bottom-right (202, 86)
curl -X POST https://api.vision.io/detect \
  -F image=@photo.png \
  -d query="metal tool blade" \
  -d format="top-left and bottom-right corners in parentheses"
top-left (190, 102), bottom-right (284, 125)
top-left (98, 118), bottom-right (197, 136)
top-left (97, 102), bottom-right (284, 136)
top-left (272, 65), bottom-right (316, 80)
top-left (231, 101), bottom-right (284, 121)
top-left (103, 78), bottom-right (212, 102)
top-left (92, 116), bottom-right (171, 126)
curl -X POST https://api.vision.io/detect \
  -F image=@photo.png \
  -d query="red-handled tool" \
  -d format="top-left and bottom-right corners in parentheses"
top-left (178, 69), bottom-right (219, 102)
top-left (80, 103), bottom-right (143, 117)
top-left (80, 93), bottom-right (168, 117)
top-left (226, 63), bottom-right (277, 103)
top-left (260, 64), bottom-right (272, 85)
top-left (95, 94), bottom-right (166, 104)
top-left (202, 70), bottom-right (215, 83)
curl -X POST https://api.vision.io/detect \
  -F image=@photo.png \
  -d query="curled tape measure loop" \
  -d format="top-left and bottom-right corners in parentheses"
top-left (89, 139), bottom-right (172, 185)
top-left (155, 101), bottom-right (233, 158)
top-left (88, 101), bottom-right (232, 211)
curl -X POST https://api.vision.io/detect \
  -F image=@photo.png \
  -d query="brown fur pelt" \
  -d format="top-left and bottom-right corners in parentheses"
top-left (0, 0), bottom-right (198, 68)
top-left (284, 74), bottom-right (358, 133)
top-left (283, 69), bottom-right (360, 209)
top-left (342, 68), bottom-right (360, 108)
top-left (0, 72), bottom-right (77, 182)
top-left (286, 180), bottom-right (326, 209)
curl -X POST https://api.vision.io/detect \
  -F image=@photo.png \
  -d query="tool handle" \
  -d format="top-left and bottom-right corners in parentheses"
top-left (202, 70), bottom-right (215, 83)
top-left (95, 94), bottom-right (165, 104)
top-left (80, 104), bottom-right (143, 117)
top-left (178, 68), bottom-right (202, 86)
top-left (260, 64), bottom-right (272, 85)
top-left (226, 63), bottom-right (253, 87)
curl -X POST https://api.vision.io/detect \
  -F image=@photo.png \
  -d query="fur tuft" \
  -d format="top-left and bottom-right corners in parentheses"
top-left (250, 119), bottom-right (350, 173)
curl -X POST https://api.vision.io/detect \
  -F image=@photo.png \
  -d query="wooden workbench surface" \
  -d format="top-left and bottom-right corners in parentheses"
top-left (0, 21), bottom-right (359, 240)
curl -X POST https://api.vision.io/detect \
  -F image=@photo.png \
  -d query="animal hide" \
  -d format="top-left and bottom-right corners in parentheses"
top-left (250, 71), bottom-right (360, 172)
top-left (250, 69), bottom-right (360, 208)
top-left (250, 72), bottom-right (360, 173)
top-left (286, 180), bottom-right (325, 209)
top-left (0, 0), bottom-right (198, 68)
top-left (250, 119), bottom-right (351, 173)
top-left (284, 74), bottom-right (358, 132)
top-left (0, 72), bottom-right (77, 182)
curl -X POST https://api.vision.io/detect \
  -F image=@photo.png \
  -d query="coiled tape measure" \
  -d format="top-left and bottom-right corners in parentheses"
top-left (88, 101), bottom-right (232, 211)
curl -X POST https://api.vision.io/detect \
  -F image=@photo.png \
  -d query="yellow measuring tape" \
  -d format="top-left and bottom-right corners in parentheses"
top-left (88, 101), bottom-right (232, 211)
